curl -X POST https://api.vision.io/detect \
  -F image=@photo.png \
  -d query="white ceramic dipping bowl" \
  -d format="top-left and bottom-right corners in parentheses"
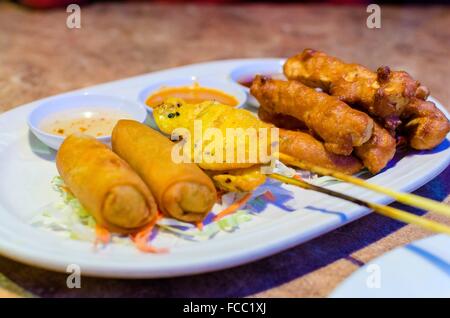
top-left (229, 61), bottom-right (285, 107)
top-left (138, 76), bottom-right (248, 112)
top-left (27, 93), bottom-right (147, 150)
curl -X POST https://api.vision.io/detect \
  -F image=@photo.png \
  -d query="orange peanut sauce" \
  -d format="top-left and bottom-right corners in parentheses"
top-left (145, 84), bottom-right (239, 108)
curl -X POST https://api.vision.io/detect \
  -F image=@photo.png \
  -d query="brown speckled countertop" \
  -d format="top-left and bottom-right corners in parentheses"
top-left (0, 2), bottom-right (449, 298)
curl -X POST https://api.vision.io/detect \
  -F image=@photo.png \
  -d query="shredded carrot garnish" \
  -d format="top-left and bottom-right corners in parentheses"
top-left (130, 213), bottom-right (168, 253)
top-left (133, 237), bottom-right (168, 254)
top-left (94, 225), bottom-right (111, 246)
top-left (196, 221), bottom-right (204, 231)
top-left (263, 190), bottom-right (276, 202)
top-left (213, 193), bottom-right (253, 222)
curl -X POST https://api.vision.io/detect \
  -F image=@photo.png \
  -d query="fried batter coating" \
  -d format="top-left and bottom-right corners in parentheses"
top-left (401, 98), bottom-right (450, 150)
top-left (284, 49), bottom-right (419, 131)
top-left (251, 75), bottom-right (374, 156)
top-left (259, 106), bottom-right (394, 174)
top-left (354, 123), bottom-right (396, 173)
top-left (258, 106), bottom-right (307, 131)
top-left (278, 129), bottom-right (363, 175)
top-left (284, 48), bottom-right (449, 150)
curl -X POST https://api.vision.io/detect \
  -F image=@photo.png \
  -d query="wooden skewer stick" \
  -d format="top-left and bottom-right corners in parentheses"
top-left (270, 173), bottom-right (450, 235)
top-left (277, 152), bottom-right (450, 218)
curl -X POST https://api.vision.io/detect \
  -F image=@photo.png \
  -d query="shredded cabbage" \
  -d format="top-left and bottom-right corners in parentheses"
top-left (31, 177), bottom-right (264, 244)
top-left (29, 177), bottom-right (96, 241)
top-left (157, 210), bottom-right (253, 240)
top-left (31, 164), bottom-right (338, 247)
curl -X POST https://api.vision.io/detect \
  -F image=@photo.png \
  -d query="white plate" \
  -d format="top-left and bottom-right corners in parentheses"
top-left (0, 59), bottom-right (449, 278)
top-left (330, 234), bottom-right (450, 297)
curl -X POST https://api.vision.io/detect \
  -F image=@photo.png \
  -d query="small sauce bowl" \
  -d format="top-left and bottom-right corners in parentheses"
top-left (27, 93), bottom-right (147, 150)
top-left (138, 77), bottom-right (247, 112)
top-left (229, 61), bottom-right (285, 107)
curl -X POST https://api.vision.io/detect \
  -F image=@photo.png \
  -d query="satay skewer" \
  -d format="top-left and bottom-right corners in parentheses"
top-left (278, 152), bottom-right (450, 218)
top-left (270, 173), bottom-right (450, 235)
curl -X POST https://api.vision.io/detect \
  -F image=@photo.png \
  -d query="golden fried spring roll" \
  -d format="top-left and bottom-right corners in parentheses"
top-left (56, 134), bottom-right (158, 234)
top-left (112, 120), bottom-right (217, 223)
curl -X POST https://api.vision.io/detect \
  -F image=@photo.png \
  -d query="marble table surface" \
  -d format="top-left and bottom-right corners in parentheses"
top-left (0, 2), bottom-right (449, 297)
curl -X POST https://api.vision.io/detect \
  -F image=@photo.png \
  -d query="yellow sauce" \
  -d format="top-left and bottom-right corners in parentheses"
top-left (40, 108), bottom-right (133, 137)
top-left (146, 84), bottom-right (239, 108)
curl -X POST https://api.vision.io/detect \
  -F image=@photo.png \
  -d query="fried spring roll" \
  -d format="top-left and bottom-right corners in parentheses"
top-left (112, 120), bottom-right (217, 223)
top-left (251, 75), bottom-right (374, 156)
top-left (56, 134), bottom-right (158, 234)
top-left (283, 49), bottom-right (419, 131)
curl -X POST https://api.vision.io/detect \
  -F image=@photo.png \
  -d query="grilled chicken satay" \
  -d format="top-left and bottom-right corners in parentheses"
top-left (153, 98), bottom-right (362, 191)
top-left (283, 48), bottom-right (419, 131)
top-left (154, 98), bottom-right (270, 191)
top-left (250, 75), bottom-right (374, 156)
top-left (209, 128), bottom-right (364, 189)
top-left (208, 132), bottom-right (365, 191)
top-left (206, 166), bottom-right (267, 192)
top-left (259, 106), bottom-right (394, 174)
top-left (154, 98), bottom-right (273, 172)
top-left (284, 49), bottom-right (450, 149)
